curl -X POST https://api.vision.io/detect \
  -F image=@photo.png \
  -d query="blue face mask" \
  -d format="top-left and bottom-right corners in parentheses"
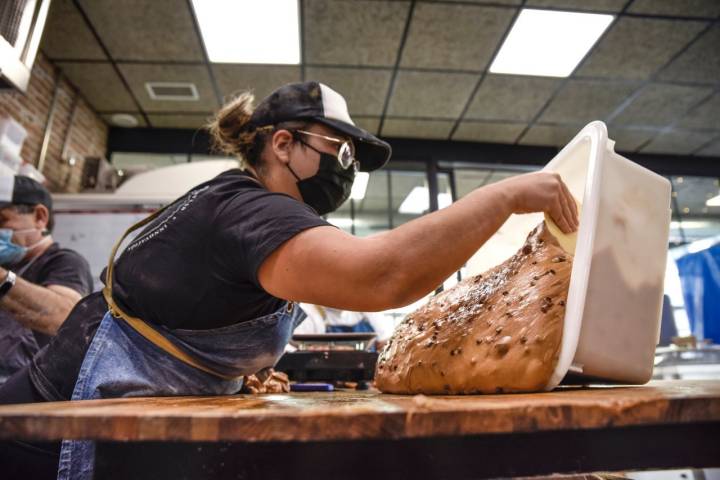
top-left (0, 228), bottom-right (42, 266)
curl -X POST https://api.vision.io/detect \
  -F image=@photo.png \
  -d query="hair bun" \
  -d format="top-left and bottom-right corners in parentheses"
top-left (207, 91), bottom-right (256, 157)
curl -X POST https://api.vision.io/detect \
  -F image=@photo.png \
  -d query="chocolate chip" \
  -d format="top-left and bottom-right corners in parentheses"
top-left (502, 291), bottom-right (509, 296)
top-left (522, 244), bottom-right (532, 255)
top-left (531, 261), bottom-right (538, 265)
top-left (476, 338), bottom-right (482, 345)
top-left (494, 336), bottom-right (512, 356)
top-left (530, 281), bottom-right (536, 287)
top-left (559, 300), bottom-right (566, 306)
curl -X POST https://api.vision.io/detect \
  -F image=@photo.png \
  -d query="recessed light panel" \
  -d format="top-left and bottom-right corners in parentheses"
top-left (191, 0), bottom-right (300, 64)
top-left (490, 9), bottom-right (613, 78)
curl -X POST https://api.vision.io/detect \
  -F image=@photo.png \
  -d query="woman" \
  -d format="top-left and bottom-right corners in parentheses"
top-left (0, 81), bottom-right (578, 478)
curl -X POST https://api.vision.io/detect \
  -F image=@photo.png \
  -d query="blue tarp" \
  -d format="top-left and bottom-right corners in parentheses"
top-left (676, 243), bottom-right (720, 343)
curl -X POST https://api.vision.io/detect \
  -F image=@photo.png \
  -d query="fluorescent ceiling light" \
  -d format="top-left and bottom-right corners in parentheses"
top-left (706, 194), bottom-right (720, 207)
top-left (351, 172), bottom-right (370, 200)
top-left (191, 0), bottom-right (300, 64)
top-left (399, 187), bottom-right (452, 214)
top-left (490, 9), bottom-right (613, 77)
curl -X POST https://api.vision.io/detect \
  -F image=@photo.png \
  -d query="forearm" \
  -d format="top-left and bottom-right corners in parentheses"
top-left (0, 269), bottom-right (76, 335)
top-left (375, 181), bottom-right (514, 306)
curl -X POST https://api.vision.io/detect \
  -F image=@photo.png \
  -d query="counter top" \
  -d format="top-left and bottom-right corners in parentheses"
top-left (1, 380), bottom-right (718, 442)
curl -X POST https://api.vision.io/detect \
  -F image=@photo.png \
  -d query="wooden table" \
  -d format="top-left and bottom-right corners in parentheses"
top-left (1, 380), bottom-right (719, 479)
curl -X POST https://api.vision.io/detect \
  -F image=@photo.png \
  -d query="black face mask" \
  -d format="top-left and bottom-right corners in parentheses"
top-left (287, 147), bottom-right (356, 216)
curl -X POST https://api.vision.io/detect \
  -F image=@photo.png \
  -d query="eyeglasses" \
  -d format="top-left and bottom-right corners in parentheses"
top-left (294, 130), bottom-right (356, 170)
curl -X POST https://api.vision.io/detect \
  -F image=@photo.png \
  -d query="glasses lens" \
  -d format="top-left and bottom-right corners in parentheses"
top-left (338, 142), bottom-right (354, 169)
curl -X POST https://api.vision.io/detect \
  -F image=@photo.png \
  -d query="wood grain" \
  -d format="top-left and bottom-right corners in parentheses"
top-left (0, 380), bottom-right (718, 442)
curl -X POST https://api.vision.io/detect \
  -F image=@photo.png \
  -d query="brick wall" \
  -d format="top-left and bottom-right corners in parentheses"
top-left (0, 53), bottom-right (108, 193)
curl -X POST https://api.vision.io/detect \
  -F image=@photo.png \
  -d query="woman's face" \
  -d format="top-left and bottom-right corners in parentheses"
top-left (287, 123), bottom-right (353, 179)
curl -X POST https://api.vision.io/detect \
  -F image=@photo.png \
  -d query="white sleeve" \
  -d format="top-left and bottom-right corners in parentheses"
top-left (293, 303), bottom-right (327, 334)
top-left (364, 312), bottom-right (395, 342)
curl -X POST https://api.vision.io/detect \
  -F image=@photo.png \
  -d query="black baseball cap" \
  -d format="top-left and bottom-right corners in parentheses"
top-left (247, 81), bottom-right (392, 172)
top-left (0, 175), bottom-right (53, 211)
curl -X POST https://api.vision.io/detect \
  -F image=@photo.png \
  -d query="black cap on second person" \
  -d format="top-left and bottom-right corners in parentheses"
top-left (0, 175), bottom-right (53, 212)
top-left (247, 81), bottom-right (392, 172)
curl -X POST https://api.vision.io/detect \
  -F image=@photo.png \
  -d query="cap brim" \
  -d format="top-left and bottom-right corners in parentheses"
top-left (313, 117), bottom-right (391, 172)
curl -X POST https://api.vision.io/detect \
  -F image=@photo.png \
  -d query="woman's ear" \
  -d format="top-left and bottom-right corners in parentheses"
top-left (270, 129), bottom-right (295, 165)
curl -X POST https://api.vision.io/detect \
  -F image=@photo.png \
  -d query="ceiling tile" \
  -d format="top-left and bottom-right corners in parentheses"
top-left (353, 117), bottom-right (382, 136)
top-left (304, 0), bottom-right (410, 67)
top-left (41, 0), bottom-right (106, 60)
top-left (628, 0), bottom-right (720, 18)
top-left (305, 68), bottom-right (392, 116)
top-left (118, 64), bottom-right (219, 112)
top-left (388, 71), bottom-right (478, 118)
top-left (101, 113), bottom-right (148, 128)
top-left (539, 79), bottom-right (639, 124)
top-left (518, 124), bottom-right (581, 147)
top-left (78, 0), bottom-right (204, 61)
top-left (212, 65), bottom-right (301, 103)
top-left (577, 17), bottom-right (707, 80)
top-left (695, 137), bottom-right (720, 157)
top-left (658, 25), bottom-right (720, 85)
top-left (400, 3), bottom-right (515, 70)
top-left (606, 126), bottom-right (658, 152)
top-left (381, 119), bottom-right (455, 139)
top-left (465, 74), bottom-right (560, 122)
top-left (640, 129), bottom-right (718, 155)
top-left (147, 114), bottom-right (212, 129)
top-left (677, 93), bottom-right (720, 131)
top-left (611, 83), bottom-right (714, 127)
top-left (57, 62), bottom-right (137, 111)
top-left (452, 121), bottom-right (525, 143)
top-left (525, 0), bottom-right (627, 11)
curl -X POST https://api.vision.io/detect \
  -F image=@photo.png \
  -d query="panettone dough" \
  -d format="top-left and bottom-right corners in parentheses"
top-left (375, 222), bottom-right (573, 394)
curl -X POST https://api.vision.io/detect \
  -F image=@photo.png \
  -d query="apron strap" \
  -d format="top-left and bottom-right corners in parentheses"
top-left (102, 202), bottom-right (240, 381)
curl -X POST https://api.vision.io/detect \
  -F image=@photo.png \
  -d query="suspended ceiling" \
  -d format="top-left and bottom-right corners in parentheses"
top-left (40, 0), bottom-right (720, 157)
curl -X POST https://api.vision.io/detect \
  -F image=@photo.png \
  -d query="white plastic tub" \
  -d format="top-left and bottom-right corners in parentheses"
top-left (466, 121), bottom-right (672, 389)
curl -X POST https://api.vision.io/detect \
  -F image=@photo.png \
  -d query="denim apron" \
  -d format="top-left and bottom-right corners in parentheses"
top-left (57, 199), bottom-right (306, 480)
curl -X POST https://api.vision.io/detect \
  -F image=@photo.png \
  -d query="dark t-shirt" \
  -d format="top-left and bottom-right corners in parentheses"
top-left (0, 243), bottom-right (93, 381)
top-left (29, 169), bottom-right (331, 400)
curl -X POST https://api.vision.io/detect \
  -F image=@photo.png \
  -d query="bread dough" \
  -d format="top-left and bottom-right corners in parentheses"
top-left (375, 222), bottom-right (573, 395)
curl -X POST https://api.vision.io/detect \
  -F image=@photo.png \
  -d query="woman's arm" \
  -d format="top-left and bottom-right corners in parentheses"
top-left (258, 171), bottom-right (578, 312)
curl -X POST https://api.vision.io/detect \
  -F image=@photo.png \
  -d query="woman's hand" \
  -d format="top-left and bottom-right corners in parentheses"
top-left (500, 171), bottom-right (579, 234)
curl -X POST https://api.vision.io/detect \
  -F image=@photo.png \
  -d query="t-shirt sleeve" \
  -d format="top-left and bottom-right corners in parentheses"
top-left (213, 188), bottom-right (334, 288)
top-left (37, 249), bottom-right (94, 296)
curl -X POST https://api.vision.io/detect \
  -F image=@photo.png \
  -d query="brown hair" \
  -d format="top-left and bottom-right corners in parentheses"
top-left (207, 91), bottom-right (309, 171)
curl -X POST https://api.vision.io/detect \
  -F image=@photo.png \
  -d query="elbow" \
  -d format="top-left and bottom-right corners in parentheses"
top-left (47, 300), bottom-right (76, 336)
top-left (374, 268), bottom-right (424, 311)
